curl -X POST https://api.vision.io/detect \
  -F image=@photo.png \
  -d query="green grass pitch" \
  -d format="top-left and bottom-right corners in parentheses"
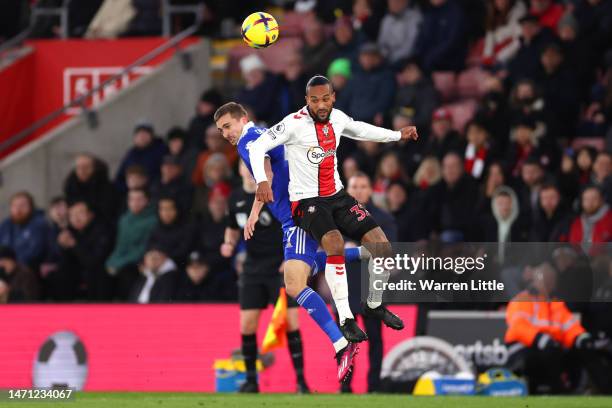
top-left (4, 393), bottom-right (612, 408)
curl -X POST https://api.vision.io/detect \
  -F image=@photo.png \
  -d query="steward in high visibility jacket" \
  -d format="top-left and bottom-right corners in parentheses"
top-left (505, 289), bottom-right (588, 350)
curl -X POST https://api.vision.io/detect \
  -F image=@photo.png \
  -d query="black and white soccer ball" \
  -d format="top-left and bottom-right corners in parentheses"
top-left (32, 331), bottom-right (88, 390)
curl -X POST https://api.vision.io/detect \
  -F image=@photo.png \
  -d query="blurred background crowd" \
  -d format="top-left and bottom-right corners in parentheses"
top-left (0, 0), bottom-right (611, 306)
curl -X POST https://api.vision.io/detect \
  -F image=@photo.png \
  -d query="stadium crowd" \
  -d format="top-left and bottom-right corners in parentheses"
top-left (0, 0), bottom-right (610, 315)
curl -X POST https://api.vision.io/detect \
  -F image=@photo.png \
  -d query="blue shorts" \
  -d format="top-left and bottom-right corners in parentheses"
top-left (283, 225), bottom-right (319, 274)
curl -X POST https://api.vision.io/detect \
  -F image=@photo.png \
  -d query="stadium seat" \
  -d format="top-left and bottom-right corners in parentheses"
top-left (457, 67), bottom-right (488, 100)
top-left (432, 71), bottom-right (457, 102)
top-left (444, 99), bottom-right (478, 132)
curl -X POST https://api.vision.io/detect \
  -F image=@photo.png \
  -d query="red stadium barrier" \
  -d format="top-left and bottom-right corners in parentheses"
top-left (0, 304), bottom-right (416, 393)
top-left (0, 37), bottom-right (199, 159)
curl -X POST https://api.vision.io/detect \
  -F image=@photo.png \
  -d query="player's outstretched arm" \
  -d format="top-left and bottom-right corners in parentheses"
top-left (342, 115), bottom-right (418, 143)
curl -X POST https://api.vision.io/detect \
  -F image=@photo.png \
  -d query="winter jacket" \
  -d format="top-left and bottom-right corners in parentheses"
top-left (106, 206), bottom-right (158, 270)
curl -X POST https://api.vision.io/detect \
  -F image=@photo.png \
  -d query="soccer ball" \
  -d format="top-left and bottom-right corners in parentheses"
top-left (241, 12), bottom-right (279, 49)
top-left (32, 331), bottom-right (88, 390)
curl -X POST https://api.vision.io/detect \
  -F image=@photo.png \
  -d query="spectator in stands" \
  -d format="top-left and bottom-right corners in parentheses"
top-left (352, 0), bottom-right (386, 42)
top-left (115, 122), bottom-right (168, 193)
top-left (129, 248), bottom-right (178, 303)
top-left (300, 18), bottom-right (337, 78)
top-left (85, 0), bottom-right (136, 39)
top-left (508, 79), bottom-right (553, 137)
top-left (505, 262), bottom-right (612, 394)
top-left (187, 89), bottom-right (223, 150)
top-left (125, 165), bottom-right (150, 191)
top-left (477, 77), bottom-right (512, 151)
top-left (147, 196), bottom-right (195, 268)
top-left (42, 197), bottom-right (68, 277)
top-left (64, 153), bottom-right (118, 223)
top-left (558, 12), bottom-right (595, 101)
top-left (505, 118), bottom-right (543, 177)
top-left (0, 246), bottom-right (41, 302)
top-left (54, 201), bottom-right (114, 301)
top-left (592, 152), bottom-right (612, 205)
top-left (0, 0), bottom-right (27, 41)
top-left (173, 250), bottom-right (233, 302)
top-left (279, 52), bottom-right (308, 115)
top-left (0, 280), bottom-right (8, 303)
top-left (332, 16), bottom-right (362, 65)
top-left (481, 185), bottom-right (528, 242)
top-left (340, 43), bottom-right (395, 125)
top-left (327, 58), bottom-right (352, 102)
top-left (428, 152), bottom-right (479, 242)
top-left (413, 156), bottom-right (442, 190)
top-left (106, 189), bottom-right (157, 299)
top-left (166, 127), bottom-right (197, 183)
top-left (423, 108), bottom-right (464, 160)
top-left (536, 43), bottom-right (580, 135)
top-left (197, 184), bottom-right (234, 288)
top-left (387, 181), bottom-right (431, 241)
top-left (507, 15), bottom-right (556, 85)
top-left (569, 186), bottom-right (612, 243)
top-left (149, 155), bottom-right (194, 213)
top-left (464, 120), bottom-right (497, 180)
top-left (575, 146), bottom-right (598, 185)
top-left (394, 57), bottom-right (438, 132)
top-left (373, 151), bottom-right (410, 209)
top-left (192, 124), bottom-right (238, 186)
top-left (530, 183), bottom-right (572, 241)
top-left (515, 157), bottom-right (545, 224)
top-left (344, 172), bottom-right (396, 392)
top-left (236, 53), bottom-right (283, 125)
top-left (123, 0), bottom-right (162, 36)
top-left (192, 153), bottom-right (233, 219)
top-left (0, 192), bottom-right (48, 270)
top-left (413, 0), bottom-right (468, 72)
top-left (530, 0), bottom-right (565, 31)
top-left (476, 161), bottom-right (507, 215)
top-left (482, 0), bottom-right (527, 67)
top-left (377, 0), bottom-right (422, 65)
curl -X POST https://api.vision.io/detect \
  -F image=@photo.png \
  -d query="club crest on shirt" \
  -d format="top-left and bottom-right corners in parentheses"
top-left (323, 125), bottom-right (329, 137)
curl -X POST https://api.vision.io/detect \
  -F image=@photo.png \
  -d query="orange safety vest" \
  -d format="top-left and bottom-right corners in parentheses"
top-left (505, 290), bottom-right (585, 349)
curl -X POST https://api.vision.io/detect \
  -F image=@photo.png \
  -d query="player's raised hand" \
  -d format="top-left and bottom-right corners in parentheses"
top-left (400, 126), bottom-right (418, 141)
top-left (244, 213), bottom-right (259, 240)
top-left (256, 181), bottom-right (274, 203)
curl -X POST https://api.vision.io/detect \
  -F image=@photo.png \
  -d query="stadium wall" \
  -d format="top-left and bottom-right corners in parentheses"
top-left (0, 304), bottom-right (417, 393)
top-left (0, 39), bottom-right (211, 217)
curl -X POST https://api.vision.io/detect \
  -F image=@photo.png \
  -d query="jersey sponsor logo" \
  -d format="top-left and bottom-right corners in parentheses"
top-left (307, 146), bottom-right (336, 164)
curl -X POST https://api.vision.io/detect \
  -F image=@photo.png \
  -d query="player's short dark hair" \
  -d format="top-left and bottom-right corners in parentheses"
top-left (214, 102), bottom-right (248, 122)
top-left (306, 75), bottom-right (333, 94)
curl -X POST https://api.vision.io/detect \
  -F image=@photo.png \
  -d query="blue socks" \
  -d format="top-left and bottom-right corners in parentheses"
top-left (296, 287), bottom-right (345, 348)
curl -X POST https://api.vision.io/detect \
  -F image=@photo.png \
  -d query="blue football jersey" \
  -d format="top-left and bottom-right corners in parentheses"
top-left (237, 123), bottom-right (293, 230)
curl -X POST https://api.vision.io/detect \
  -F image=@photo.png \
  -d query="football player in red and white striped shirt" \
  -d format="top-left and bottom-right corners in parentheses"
top-left (250, 75), bottom-right (418, 333)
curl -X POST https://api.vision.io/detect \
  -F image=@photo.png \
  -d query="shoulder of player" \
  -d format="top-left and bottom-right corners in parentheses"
top-left (330, 108), bottom-right (351, 123)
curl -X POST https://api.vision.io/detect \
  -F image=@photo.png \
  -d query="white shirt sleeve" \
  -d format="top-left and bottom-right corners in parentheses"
top-left (248, 119), bottom-right (293, 184)
top-left (340, 112), bottom-right (401, 143)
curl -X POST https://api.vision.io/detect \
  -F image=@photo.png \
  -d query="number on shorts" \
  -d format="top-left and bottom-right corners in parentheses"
top-left (350, 205), bottom-right (367, 222)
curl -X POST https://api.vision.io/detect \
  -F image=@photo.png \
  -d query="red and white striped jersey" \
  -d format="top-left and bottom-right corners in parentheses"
top-left (249, 107), bottom-right (401, 202)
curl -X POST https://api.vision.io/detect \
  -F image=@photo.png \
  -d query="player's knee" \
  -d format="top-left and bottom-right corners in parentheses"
top-left (321, 230), bottom-right (344, 256)
top-left (240, 315), bottom-right (258, 335)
